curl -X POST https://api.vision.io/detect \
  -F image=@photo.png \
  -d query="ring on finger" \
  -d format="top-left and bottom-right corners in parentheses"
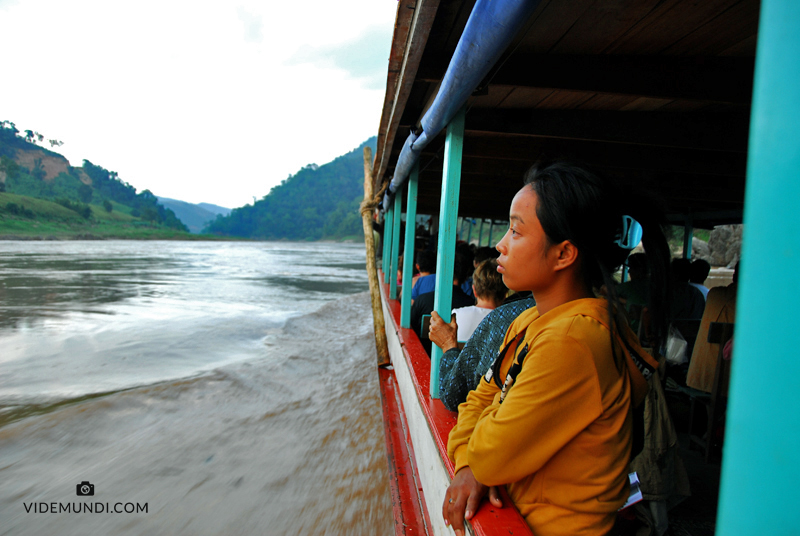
top-left (448, 498), bottom-right (453, 503)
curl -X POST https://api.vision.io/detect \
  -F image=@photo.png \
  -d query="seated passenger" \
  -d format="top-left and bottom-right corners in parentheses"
top-left (689, 258), bottom-right (711, 300)
top-left (452, 259), bottom-right (507, 342)
top-left (442, 162), bottom-right (667, 536)
top-left (686, 263), bottom-right (738, 393)
top-left (462, 246), bottom-right (500, 297)
top-left (432, 290), bottom-right (535, 412)
top-left (411, 250), bottom-right (436, 303)
top-left (670, 258), bottom-right (705, 321)
top-left (410, 253), bottom-right (474, 351)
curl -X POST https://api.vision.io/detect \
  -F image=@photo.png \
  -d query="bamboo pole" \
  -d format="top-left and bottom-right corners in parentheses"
top-left (360, 146), bottom-right (390, 366)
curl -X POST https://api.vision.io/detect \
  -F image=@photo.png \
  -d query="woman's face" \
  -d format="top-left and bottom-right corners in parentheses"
top-left (495, 186), bottom-right (557, 292)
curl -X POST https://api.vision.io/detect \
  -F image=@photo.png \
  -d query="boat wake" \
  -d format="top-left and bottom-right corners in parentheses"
top-left (0, 292), bottom-right (393, 535)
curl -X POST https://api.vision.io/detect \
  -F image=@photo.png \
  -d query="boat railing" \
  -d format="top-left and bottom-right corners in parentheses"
top-left (378, 273), bottom-right (534, 536)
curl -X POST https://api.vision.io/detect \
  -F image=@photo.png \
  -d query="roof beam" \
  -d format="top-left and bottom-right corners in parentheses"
top-left (417, 54), bottom-right (755, 103)
top-left (410, 134), bottom-right (749, 178)
top-left (461, 109), bottom-right (750, 152)
top-left (372, 0), bottom-right (441, 189)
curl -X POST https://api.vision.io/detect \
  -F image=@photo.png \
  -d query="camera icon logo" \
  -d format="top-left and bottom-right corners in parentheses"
top-left (76, 481), bottom-right (95, 496)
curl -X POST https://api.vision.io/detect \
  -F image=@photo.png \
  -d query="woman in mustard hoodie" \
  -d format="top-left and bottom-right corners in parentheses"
top-left (442, 162), bottom-right (670, 536)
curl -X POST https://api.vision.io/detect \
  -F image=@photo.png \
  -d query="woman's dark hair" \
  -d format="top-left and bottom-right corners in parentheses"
top-left (523, 162), bottom-right (671, 352)
top-left (472, 259), bottom-right (508, 304)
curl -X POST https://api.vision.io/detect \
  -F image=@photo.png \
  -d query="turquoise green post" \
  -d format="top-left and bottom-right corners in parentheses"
top-left (477, 218), bottom-right (484, 246)
top-left (488, 220), bottom-right (495, 246)
top-left (380, 214), bottom-right (386, 275)
top-left (401, 164), bottom-right (419, 328)
top-left (390, 189), bottom-right (403, 299)
top-left (717, 1), bottom-right (800, 533)
top-left (431, 106), bottom-right (465, 398)
top-left (383, 205), bottom-right (394, 284)
top-left (466, 219), bottom-right (473, 245)
top-left (381, 210), bottom-right (388, 276)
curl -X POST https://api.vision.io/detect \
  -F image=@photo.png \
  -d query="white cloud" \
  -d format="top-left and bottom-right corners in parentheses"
top-left (0, 0), bottom-right (397, 208)
top-left (289, 25), bottom-right (394, 90)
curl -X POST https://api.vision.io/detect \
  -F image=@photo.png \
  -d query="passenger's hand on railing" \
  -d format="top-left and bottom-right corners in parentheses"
top-left (430, 311), bottom-right (459, 353)
top-left (442, 467), bottom-right (502, 536)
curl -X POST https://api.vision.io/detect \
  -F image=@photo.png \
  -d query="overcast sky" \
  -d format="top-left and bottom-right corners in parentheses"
top-left (0, 0), bottom-right (397, 208)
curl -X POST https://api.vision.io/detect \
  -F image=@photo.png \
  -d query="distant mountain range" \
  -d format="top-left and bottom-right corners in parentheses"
top-left (2, 119), bottom-right (375, 240)
top-left (156, 197), bottom-right (231, 234)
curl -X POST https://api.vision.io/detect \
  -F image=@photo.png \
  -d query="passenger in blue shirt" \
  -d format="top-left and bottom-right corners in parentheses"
top-left (410, 250), bottom-right (436, 302)
top-left (412, 274), bottom-right (436, 301)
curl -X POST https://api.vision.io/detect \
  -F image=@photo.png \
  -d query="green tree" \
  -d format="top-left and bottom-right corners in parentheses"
top-left (204, 137), bottom-right (376, 239)
top-left (103, 199), bottom-right (113, 213)
top-left (140, 206), bottom-right (158, 222)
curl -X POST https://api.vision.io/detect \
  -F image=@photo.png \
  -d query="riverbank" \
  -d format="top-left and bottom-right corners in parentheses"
top-left (0, 193), bottom-right (368, 241)
top-left (0, 191), bottom-right (207, 240)
top-left (0, 220), bottom-right (215, 240)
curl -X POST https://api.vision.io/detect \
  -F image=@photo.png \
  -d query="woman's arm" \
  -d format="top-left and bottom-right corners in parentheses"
top-left (447, 367), bottom-right (502, 473)
top-left (444, 368), bottom-right (503, 535)
top-left (467, 334), bottom-right (604, 486)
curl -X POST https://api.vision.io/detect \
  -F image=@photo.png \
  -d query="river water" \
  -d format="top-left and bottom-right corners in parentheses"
top-left (0, 241), bottom-right (393, 535)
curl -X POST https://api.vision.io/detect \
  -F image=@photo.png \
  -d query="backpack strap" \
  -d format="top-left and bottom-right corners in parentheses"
top-left (484, 327), bottom-right (529, 404)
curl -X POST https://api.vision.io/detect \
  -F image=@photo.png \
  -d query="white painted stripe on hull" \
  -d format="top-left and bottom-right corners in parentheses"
top-left (382, 297), bottom-right (458, 536)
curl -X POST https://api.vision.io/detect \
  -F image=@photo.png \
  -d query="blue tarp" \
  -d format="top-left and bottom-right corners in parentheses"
top-left (382, 0), bottom-right (541, 210)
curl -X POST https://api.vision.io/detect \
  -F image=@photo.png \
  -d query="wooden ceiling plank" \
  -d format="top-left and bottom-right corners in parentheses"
top-left (460, 109), bottom-right (750, 152)
top-left (465, 86), bottom-right (516, 109)
top-left (604, 0), bottom-right (751, 55)
top-left (576, 93), bottom-right (639, 110)
top-left (549, 0), bottom-right (665, 55)
top-left (533, 89), bottom-right (597, 109)
top-left (479, 87), bottom-right (557, 109)
top-left (619, 97), bottom-right (674, 111)
top-left (663, 0), bottom-right (761, 55)
top-left (515, 0), bottom-right (601, 54)
top-left (482, 54), bottom-right (755, 104)
top-left (415, 135), bottom-right (749, 178)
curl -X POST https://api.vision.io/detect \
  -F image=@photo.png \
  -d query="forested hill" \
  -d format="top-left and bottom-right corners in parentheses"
top-left (204, 137), bottom-right (376, 240)
top-left (0, 121), bottom-right (187, 232)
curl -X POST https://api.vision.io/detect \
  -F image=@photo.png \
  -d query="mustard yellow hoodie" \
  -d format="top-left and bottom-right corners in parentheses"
top-left (447, 298), bottom-right (657, 536)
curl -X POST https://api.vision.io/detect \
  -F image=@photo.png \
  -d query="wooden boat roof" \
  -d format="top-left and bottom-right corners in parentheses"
top-left (373, 0), bottom-right (759, 229)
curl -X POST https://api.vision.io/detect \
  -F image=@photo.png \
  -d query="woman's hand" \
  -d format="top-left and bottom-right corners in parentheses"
top-left (429, 311), bottom-right (459, 352)
top-left (442, 467), bottom-right (502, 536)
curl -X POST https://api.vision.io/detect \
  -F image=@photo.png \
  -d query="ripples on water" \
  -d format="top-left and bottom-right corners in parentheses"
top-left (0, 241), bottom-right (392, 535)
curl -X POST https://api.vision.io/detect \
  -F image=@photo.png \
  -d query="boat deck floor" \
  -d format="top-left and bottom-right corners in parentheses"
top-left (667, 434), bottom-right (721, 536)
top-left (621, 395), bottom-right (723, 536)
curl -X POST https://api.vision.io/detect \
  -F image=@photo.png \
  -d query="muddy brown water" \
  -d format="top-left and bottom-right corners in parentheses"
top-left (0, 241), bottom-right (392, 535)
